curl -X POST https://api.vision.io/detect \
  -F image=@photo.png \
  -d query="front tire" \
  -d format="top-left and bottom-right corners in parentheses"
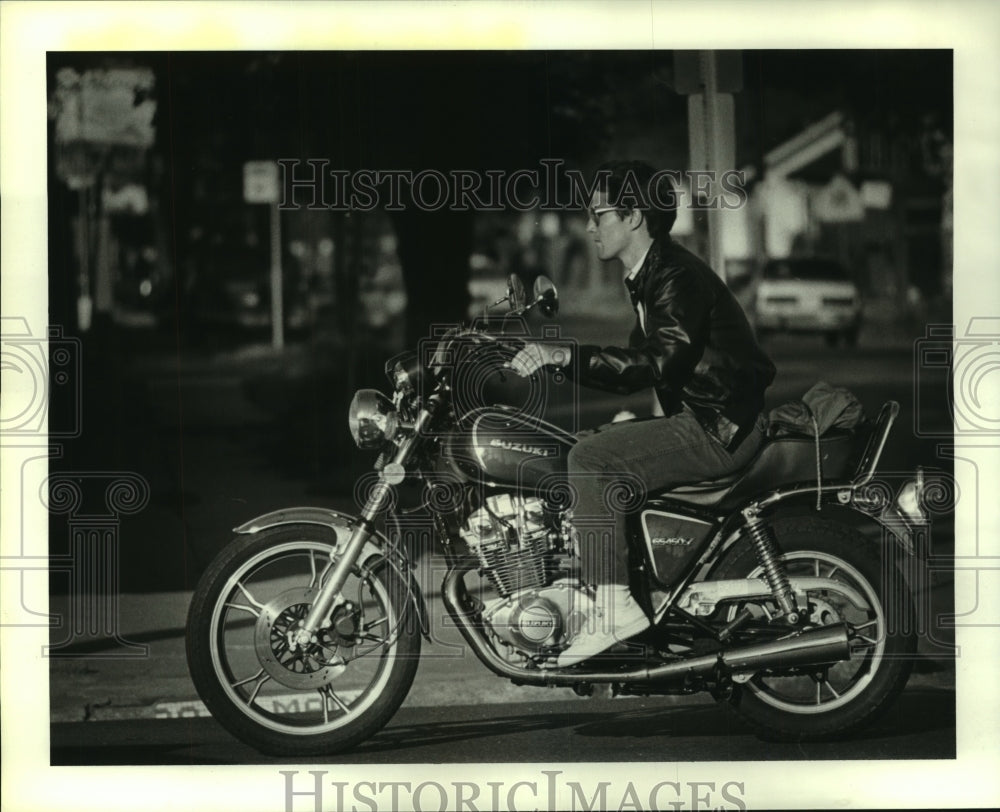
top-left (712, 516), bottom-right (915, 740)
top-left (186, 525), bottom-right (420, 756)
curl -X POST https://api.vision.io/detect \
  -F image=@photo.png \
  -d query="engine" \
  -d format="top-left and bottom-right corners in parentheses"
top-left (460, 494), bottom-right (556, 597)
top-left (460, 493), bottom-right (587, 656)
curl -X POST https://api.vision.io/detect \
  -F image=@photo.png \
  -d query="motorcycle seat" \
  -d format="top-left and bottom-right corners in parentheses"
top-left (654, 430), bottom-right (856, 511)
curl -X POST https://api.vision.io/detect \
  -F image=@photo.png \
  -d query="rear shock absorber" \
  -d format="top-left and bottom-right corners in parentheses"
top-left (741, 508), bottom-right (800, 624)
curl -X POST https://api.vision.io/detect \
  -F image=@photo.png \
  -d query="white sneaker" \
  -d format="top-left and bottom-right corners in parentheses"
top-left (557, 584), bottom-right (650, 667)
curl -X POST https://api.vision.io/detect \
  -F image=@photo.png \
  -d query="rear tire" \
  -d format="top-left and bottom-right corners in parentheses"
top-left (712, 516), bottom-right (915, 740)
top-left (186, 526), bottom-right (420, 756)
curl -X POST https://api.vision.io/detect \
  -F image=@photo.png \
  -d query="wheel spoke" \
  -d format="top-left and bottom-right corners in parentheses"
top-left (231, 667), bottom-right (266, 690)
top-left (319, 559), bottom-right (334, 589)
top-left (236, 581), bottom-right (266, 611)
top-left (853, 619), bottom-right (878, 633)
top-left (246, 671), bottom-right (271, 706)
top-left (823, 679), bottom-right (842, 699)
top-left (363, 615), bottom-right (388, 631)
top-left (815, 681), bottom-right (822, 705)
top-left (321, 684), bottom-right (351, 713)
top-left (308, 549), bottom-right (318, 590)
top-left (223, 601), bottom-right (260, 618)
top-left (849, 629), bottom-right (879, 655)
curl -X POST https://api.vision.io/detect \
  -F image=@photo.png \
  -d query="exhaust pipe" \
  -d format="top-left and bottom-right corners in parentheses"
top-left (441, 569), bottom-right (851, 687)
top-left (717, 623), bottom-right (850, 674)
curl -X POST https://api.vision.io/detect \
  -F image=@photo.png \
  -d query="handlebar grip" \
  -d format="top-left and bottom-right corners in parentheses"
top-left (495, 336), bottom-right (526, 354)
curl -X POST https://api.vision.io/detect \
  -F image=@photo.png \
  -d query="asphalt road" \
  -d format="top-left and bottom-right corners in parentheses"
top-left (51, 690), bottom-right (955, 766)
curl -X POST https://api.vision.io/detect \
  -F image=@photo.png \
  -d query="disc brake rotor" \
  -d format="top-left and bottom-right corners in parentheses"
top-left (254, 586), bottom-right (348, 689)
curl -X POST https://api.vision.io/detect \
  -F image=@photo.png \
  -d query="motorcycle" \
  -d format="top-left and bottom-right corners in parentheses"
top-left (186, 275), bottom-right (928, 756)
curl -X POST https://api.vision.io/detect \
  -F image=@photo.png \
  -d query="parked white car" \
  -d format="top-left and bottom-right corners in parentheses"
top-left (753, 257), bottom-right (863, 346)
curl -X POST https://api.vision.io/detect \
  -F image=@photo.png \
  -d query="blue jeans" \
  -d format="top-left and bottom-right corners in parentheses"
top-left (566, 408), bottom-right (766, 587)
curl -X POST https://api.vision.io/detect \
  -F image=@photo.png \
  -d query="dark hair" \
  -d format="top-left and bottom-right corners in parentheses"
top-left (592, 160), bottom-right (677, 240)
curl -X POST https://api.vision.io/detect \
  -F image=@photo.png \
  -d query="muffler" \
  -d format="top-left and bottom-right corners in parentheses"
top-left (718, 623), bottom-right (851, 674)
top-left (641, 622), bottom-right (852, 683)
top-left (441, 568), bottom-right (852, 687)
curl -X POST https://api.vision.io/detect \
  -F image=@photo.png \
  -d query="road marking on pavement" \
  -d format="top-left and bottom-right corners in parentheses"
top-left (154, 690), bottom-right (363, 719)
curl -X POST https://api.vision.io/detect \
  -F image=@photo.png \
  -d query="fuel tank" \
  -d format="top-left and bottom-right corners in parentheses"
top-left (440, 406), bottom-right (576, 493)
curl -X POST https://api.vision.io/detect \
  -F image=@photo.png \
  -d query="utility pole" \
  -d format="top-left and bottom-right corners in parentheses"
top-left (675, 51), bottom-right (742, 281)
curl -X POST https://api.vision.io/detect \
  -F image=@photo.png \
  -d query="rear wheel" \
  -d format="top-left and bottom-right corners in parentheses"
top-left (712, 516), bottom-right (915, 740)
top-left (186, 525), bottom-right (420, 756)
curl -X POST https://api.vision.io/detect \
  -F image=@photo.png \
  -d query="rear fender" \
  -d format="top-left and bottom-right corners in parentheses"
top-left (234, 507), bottom-right (430, 638)
top-left (706, 497), bottom-right (922, 582)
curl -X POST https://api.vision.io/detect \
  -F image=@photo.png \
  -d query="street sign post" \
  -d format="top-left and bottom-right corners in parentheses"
top-left (50, 67), bottom-right (158, 331)
top-left (243, 161), bottom-right (284, 350)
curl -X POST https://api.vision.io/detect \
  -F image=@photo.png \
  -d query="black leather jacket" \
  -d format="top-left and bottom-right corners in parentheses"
top-left (572, 238), bottom-right (775, 448)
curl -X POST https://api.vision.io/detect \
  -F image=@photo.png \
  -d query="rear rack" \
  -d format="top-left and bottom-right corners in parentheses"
top-left (851, 400), bottom-right (900, 487)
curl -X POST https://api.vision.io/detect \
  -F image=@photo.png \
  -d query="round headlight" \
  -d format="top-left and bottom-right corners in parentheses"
top-left (348, 389), bottom-right (398, 449)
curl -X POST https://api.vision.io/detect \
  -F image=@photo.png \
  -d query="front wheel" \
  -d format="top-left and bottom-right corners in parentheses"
top-left (186, 525), bottom-right (420, 756)
top-left (712, 516), bottom-right (915, 740)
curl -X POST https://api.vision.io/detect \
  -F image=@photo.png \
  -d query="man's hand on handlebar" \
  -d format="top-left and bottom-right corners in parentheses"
top-left (505, 341), bottom-right (573, 376)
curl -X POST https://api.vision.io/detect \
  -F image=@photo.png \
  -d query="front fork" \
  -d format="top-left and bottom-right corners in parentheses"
top-left (291, 401), bottom-right (436, 648)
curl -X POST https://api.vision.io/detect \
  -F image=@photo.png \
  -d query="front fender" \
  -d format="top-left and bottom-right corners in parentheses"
top-left (234, 506), bottom-right (364, 538)
top-left (233, 506), bottom-right (430, 638)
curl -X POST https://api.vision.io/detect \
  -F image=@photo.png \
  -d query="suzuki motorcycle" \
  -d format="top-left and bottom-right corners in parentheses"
top-left (186, 276), bottom-right (929, 756)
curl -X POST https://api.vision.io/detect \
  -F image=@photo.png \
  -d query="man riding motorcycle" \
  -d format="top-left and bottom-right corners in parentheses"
top-left (509, 160), bottom-right (776, 666)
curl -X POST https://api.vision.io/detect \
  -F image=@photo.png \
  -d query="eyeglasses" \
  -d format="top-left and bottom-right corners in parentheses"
top-left (587, 206), bottom-right (619, 226)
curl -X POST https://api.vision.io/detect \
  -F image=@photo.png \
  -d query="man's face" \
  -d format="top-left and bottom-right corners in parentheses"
top-left (586, 191), bottom-right (629, 262)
